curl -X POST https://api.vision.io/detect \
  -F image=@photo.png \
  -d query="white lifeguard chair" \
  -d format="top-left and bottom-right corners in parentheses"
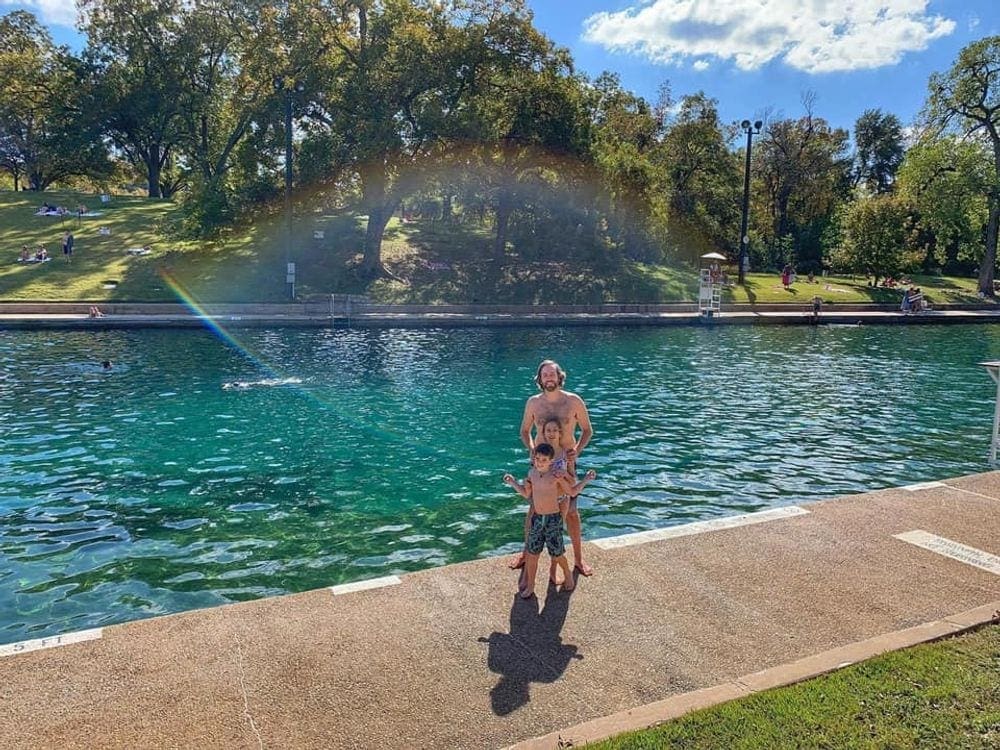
top-left (698, 252), bottom-right (725, 317)
top-left (981, 361), bottom-right (1000, 464)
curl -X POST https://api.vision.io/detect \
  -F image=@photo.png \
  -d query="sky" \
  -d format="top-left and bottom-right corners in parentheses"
top-left (4, 0), bottom-right (998, 135)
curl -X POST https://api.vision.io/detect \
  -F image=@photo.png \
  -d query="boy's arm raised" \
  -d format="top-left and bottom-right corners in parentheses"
top-left (503, 473), bottom-right (531, 500)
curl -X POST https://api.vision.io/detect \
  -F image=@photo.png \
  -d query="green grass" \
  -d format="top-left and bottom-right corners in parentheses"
top-left (0, 189), bottom-right (988, 304)
top-left (587, 624), bottom-right (1000, 750)
top-left (725, 273), bottom-right (983, 305)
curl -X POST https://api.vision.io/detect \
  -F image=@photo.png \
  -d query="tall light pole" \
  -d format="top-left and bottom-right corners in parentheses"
top-left (738, 119), bottom-right (762, 285)
top-left (275, 75), bottom-right (303, 300)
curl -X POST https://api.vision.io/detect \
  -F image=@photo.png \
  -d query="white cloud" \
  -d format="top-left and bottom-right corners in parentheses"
top-left (1, 1), bottom-right (78, 29)
top-left (582, 0), bottom-right (956, 73)
top-left (692, 59), bottom-right (710, 71)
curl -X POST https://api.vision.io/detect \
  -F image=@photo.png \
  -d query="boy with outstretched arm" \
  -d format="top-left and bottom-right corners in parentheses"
top-left (503, 442), bottom-right (597, 599)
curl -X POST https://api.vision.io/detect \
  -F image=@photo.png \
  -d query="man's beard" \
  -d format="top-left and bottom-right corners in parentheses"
top-left (543, 382), bottom-right (558, 392)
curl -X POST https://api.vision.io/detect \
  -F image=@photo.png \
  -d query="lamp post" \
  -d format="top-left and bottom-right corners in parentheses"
top-left (737, 119), bottom-right (762, 285)
top-left (275, 75), bottom-right (303, 299)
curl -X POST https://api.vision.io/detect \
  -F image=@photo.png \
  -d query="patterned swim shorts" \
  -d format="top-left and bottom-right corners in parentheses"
top-left (526, 512), bottom-right (565, 557)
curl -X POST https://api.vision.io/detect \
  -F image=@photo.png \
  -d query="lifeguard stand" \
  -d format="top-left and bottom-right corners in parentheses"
top-left (698, 268), bottom-right (721, 317)
top-left (981, 361), bottom-right (1000, 464)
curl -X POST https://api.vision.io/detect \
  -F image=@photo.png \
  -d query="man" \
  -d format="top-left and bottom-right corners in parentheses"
top-left (512, 359), bottom-right (595, 576)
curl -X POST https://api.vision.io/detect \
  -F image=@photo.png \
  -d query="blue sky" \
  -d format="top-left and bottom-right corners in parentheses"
top-left (4, 0), bottom-right (997, 133)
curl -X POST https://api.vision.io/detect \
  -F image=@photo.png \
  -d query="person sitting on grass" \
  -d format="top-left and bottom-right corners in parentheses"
top-left (19, 245), bottom-right (30, 261)
top-left (503, 443), bottom-right (597, 599)
top-left (35, 246), bottom-right (48, 261)
top-left (89, 306), bottom-right (105, 318)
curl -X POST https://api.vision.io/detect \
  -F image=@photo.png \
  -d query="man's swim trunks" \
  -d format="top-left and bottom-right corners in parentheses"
top-left (526, 512), bottom-right (565, 557)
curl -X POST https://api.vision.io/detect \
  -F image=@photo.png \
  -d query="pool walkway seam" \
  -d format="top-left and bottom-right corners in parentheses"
top-left (1, 471), bottom-right (998, 749)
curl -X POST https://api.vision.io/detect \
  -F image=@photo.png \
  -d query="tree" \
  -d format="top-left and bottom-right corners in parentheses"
top-left (0, 11), bottom-right (110, 190)
top-left (897, 136), bottom-right (990, 274)
top-left (81, 0), bottom-right (190, 198)
top-left (853, 108), bottom-right (905, 194)
top-left (925, 36), bottom-right (1000, 296)
top-left (753, 100), bottom-right (852, 271)
top-left (660, 92), bottom-right (741, 263)
top-left (834, 194), bottom-right (910, 284)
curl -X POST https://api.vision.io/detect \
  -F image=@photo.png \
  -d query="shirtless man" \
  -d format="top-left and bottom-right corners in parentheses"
top-left (511, 359), bottom-right (595, 576)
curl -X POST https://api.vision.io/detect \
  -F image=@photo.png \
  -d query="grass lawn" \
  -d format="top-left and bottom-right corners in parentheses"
top-left (0, 189), bottom-right (988, 304)
top-left (587, 624), bottom-right (1000, 750)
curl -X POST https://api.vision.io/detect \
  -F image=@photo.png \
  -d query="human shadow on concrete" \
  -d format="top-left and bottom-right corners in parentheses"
top-left (479, 584), bottom-right (582, 716)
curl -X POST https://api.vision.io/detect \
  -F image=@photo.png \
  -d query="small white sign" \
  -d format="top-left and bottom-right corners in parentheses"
top-left (895, 530), bottom-right (1000, 576)
top-left (0, 627), bottom-right (103, 658)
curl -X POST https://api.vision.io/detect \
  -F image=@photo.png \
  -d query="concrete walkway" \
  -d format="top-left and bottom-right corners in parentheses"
top-left (1, 472), bottom-right (998, 749)
top-left (2, 301), bottom-right (1000, 329)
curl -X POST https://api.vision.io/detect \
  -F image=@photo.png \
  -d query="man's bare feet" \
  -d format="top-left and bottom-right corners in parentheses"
top-left (574, 561), bottom-right (594, 577)
top-left (508, 551), bottom-right (525, 570)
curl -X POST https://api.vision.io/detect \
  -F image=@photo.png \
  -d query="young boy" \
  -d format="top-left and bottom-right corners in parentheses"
top-left (503, 443), bottom-right (596, 599)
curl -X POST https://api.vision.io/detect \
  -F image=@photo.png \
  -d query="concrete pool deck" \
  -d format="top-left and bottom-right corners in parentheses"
top-left (1, 471), bottom-right (998, 749)
top-left (1, 300), bottom-right (1000, 328)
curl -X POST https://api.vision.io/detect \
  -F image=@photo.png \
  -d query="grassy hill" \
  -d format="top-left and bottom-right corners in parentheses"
top-left (0, 189), bottom-right (986, 305)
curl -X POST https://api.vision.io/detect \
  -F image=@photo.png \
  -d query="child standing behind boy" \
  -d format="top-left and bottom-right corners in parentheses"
top-left (503, 443), bottom-right (596, 599)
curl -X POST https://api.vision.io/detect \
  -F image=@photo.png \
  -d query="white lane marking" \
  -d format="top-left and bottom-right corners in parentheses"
top-left (895, 530), bottom-right (1000, 576)
top-left (946, 485), bottom-right (1000, 503)
top-left (329, 575), bottom-right (402, 596)
top-left (901, 481), bottom-right (946, 492)
top-left (593, 506), bottom-right (809, 550)
top-left (0, 627), bottom-right (103, 658)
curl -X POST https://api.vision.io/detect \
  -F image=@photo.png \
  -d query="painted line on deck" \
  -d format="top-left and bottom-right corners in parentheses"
top-left (329, 575), bottom-right (402, 596)
top-left (592, 506), bottom-right (809, 550)
top-left (900, 481), bottom-right (946, 492)
top-left (894, 530), bottom-right (1000, 576)
top-left (944, 484), bottom-right (1000, 503)
top-left (0, 627), bottom-right (103, 658)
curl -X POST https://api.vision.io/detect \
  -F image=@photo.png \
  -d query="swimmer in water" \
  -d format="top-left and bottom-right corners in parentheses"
top-left (102, 360), bottom-right (112, 370)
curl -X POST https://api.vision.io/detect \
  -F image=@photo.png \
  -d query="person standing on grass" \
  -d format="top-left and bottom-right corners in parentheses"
top-left (510, 359), bottom-right (595, 577)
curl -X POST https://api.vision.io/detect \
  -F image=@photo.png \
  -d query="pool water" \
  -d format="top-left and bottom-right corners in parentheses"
top-left (1, 324), bottom-right (998, 643)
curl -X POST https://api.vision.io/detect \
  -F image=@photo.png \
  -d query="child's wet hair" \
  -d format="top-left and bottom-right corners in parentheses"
top-left (533, 443), bottom-right (555, 458)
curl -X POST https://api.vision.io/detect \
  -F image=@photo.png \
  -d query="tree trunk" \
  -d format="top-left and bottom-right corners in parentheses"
top-left (359, 164), bottom-right (400, 278)
top-left (146, 144), bottom-right (162, 199)
top-left (979, 195), bottom-right (999, 297)
top-left (441, 191), bottom-right (452, 223)
top-left (493, 186), bottom-right (512, 262)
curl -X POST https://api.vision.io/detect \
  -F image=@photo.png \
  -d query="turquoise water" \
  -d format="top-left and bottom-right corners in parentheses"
top-left (1, 324), bottom-right (998, 643)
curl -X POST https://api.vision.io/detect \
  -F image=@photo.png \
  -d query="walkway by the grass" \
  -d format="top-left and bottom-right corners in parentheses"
top-left (1, 472), bottom-right (998, 749)
top-left (2, 301), bottom-right (1000, 329)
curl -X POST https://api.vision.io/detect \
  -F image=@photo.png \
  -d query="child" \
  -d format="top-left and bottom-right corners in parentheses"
top-left (503, 443), bottom-right (596, 599)
top-left (509, 418), bottom-right (571, 573)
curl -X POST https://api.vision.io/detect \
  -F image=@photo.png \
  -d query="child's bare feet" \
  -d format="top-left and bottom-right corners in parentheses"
top-left (562, 576), bottom-right (575, 592)
top-left (519, 587), bottom-right (534, 599)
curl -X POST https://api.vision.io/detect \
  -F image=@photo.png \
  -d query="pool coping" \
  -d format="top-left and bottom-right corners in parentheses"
top-left (3, 305), bottom-right (1000, 329)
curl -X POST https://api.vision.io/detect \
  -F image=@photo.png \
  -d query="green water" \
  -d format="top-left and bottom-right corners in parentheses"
top-left (1, 324), bottom-right (998, 643)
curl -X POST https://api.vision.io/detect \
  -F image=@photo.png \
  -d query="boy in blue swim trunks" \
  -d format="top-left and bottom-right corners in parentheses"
top-left (503, 443), bottom-right (597, 599)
